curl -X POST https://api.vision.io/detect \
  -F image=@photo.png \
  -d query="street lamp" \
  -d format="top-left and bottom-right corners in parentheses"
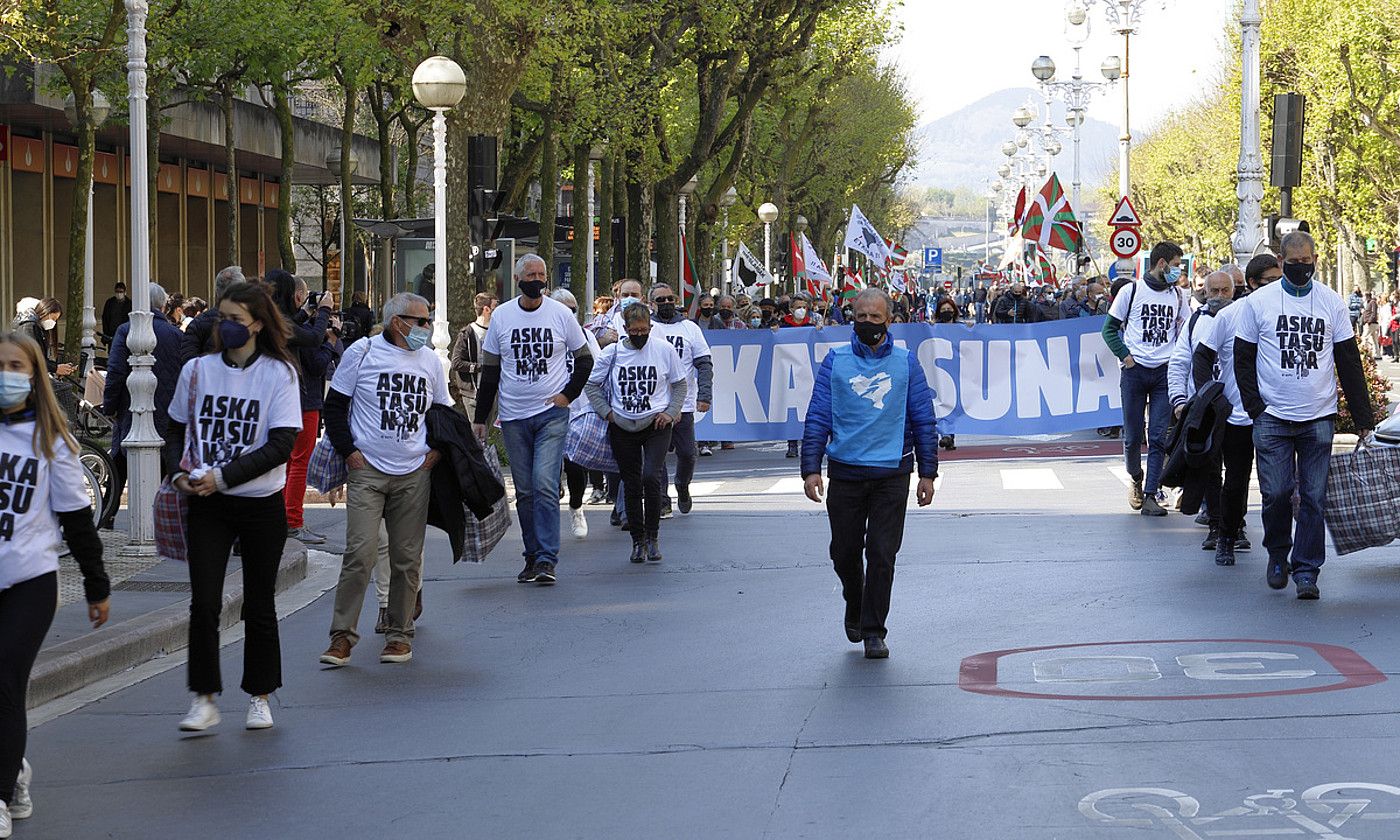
top-left (1012, 106), bottom-right (1035, 128)
top-left (1231, 0), bottom-right (1266, 266)
top-left (757, 201), bottom-right (779, 279)
top-left (324, 146), bottom-right (358, 301)
top-left (719, 186), bottom-right (738, 288)
top-left (678, 174), bottom-right (699, 292)
top-left (412, 55), bottom-right (467, 363)
top-left (64, 90), bottom-right (110, 377)
top-left (586, 144), bottom-right (605, 313)
top-left (121, 0), bottom-right (159, 556)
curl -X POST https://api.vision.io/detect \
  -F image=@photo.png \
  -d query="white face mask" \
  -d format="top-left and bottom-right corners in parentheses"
top-left (793, 308), bottom-right (808, 321)
top-left (41, 318), bottom-right (57, 331)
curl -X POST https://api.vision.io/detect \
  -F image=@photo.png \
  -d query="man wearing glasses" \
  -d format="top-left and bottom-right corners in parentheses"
top-left (321, 293), bottom-right (453, 666)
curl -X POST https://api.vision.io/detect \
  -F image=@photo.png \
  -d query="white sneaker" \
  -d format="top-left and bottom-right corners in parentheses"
top-left (178, 695), bottom-right (221, 732)
top-left (0, 801), bottom-right (11, 839)
top-left (9, 759), bottom-right (30, 819)
top-left (245, 696), bottom-right (274, 730)
top-left (571, 508), bottom-right (588, 539)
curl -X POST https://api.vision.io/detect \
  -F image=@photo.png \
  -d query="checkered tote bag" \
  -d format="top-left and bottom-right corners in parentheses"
top-left (460, 446), bottom-right (511, 564)
top-left (1324, 443), bottom-right (1400, 556)
top-left (153, 361), bottom-right (200, 563)
top-left (307, 434), bottom-right (347, 494)
top-left (565, 412), bottom-right (617, 473)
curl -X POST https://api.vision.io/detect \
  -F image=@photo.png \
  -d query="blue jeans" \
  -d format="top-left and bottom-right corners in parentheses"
top-left (1120, 362), bottom-right (1171, 493)
top-left (1252, 414), bottom-right (1333, 580)
top-left (500, 406), bottom-right (570, 565)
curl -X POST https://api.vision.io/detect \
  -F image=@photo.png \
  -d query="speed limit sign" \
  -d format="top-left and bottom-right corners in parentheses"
top-left (1110, 226), bottom-right (1142, 259)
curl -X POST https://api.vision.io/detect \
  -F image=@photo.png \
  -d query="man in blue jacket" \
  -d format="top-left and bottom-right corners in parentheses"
top-left (802, 288), bottom-right (938, 659)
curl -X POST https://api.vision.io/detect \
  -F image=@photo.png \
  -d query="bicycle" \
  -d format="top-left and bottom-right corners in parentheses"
top-left (54, 374), bottom-right (122, 528)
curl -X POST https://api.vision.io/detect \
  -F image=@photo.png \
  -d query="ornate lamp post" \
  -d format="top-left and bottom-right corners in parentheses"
top-left (678, 174), bottom-right (699, 292)
top-left (719, 186), bottom-right (738, 287)
top-left (586, 144), bottom-right (605, 313)
top-left (411, 55), bottom-right (467, 364)
top-left (794, 214), bottom-right (809, 295)
top-left (121, 0), bottom-right (159, 555)
top-left (64, 91), bottom-right (110, 377)
top-left (757, 201), bottom-right (780, 292)
top-left (1231, 0), bottom-right (1266, 266)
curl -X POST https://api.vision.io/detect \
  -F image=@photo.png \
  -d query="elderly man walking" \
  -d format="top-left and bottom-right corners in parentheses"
top-left (802, 288), bottom-right (938, 659)
top-left (320, 293), bottom-right (452, 666)
top-left (473, 254), bottom-right (595, 585)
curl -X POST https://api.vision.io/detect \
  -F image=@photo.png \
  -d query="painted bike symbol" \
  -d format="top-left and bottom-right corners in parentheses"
top-left (1079, 784), bottom-right (1400, 839)
top-left (1001, 444), bottom-right (1101, 455)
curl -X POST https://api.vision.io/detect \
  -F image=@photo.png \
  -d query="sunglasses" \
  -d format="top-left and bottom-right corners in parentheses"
top-left (398, 315), bottom-right (431, 328)
top-left (653, 296), bottom-right (676, 304)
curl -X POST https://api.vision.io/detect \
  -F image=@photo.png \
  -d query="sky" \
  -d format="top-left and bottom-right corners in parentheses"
top-left (889, 0), bottom-right (1237, 131)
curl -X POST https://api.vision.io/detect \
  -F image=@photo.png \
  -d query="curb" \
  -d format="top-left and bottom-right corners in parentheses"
top-left (27, 542), bottom-right (309, 710)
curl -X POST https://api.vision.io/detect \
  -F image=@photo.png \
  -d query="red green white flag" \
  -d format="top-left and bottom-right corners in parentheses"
top-left (1020, 173), bottom-right (1083, 253)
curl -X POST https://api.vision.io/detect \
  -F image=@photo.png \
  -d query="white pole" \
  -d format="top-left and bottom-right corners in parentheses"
top-left (585, 160), bottom-right (595, 314)
top-left (763, 221), bottom-right (771, 297)
top-left (121, 0), bottom-right (157, 556)
top-left (1231, 0), bottom-right (1265, 268)
top-left (678, 192), bottom-right (687, 291)
top-left (430, 108), bottom-right (450, 363)
top-left (1117, 20), bottom-right (1132, 199)
top-left (81, 185), bottom-right (96, 377)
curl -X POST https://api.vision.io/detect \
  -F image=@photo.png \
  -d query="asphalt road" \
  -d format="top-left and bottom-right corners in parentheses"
top-left (19, 437), bottom-right (1400, 840)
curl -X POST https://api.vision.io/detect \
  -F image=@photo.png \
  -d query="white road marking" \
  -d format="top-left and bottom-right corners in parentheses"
top-left (1000, 468), bottom-right (1064, 490)
top-left (1107, 466), bottom-right (1134, 487)
top-left (687, 481), bottom-right (723, 497)
top-left (764, 477), bottom-right (808, 494)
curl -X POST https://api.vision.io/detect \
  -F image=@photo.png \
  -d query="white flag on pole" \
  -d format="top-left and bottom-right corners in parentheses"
top-left (844, 204), bottom-right (891, 267)
top-left (731, 242), bottom-right (773, 294)
top-left (800, 233), bottom-right (832, 284)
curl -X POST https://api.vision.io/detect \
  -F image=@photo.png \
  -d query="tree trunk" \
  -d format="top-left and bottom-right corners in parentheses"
top-left (369, 92), bottom-right (396, 303)
top-left (61, 79), bottom-right (96, 365)
top-left (653, 184), bottom-right (677, 293)
top-left (272, 83), bottom-right (297, 271)
top-left (596, 154), bottom-right (614, 292)
top-left (626, 169), bottom-right (650, 282)
top-left (220, 85), bottom-right (240, 267)
top-left (569, 144), bottom-right (590, 314)
top-left (396, 112), bottom-right (421, 217)
top-left (537, 112), bottom-right (558, 272)
top-left (337, 78), bottom-right (358, 300)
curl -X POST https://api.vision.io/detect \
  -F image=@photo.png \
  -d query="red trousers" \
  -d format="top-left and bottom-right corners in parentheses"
top-left (284, 409), bottom-right (318, 529)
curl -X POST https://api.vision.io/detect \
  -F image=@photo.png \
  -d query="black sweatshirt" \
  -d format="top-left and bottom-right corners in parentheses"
top-left (59, 508), bottom-right (109, 603)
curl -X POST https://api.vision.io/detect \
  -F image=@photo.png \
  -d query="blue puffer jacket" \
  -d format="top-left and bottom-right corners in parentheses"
top-left (801, 332), bottom-right (939, 481)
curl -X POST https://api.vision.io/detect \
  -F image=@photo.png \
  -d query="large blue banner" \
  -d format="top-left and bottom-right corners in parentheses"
top-left (694, 317), bottom-right (1124, 441)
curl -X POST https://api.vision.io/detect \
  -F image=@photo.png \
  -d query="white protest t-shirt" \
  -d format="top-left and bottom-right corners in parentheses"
top-left (568, 328), bottom-right (602, 420)
top-left (482, 296), bottom-right (587, 422)
top-left (330, 334), bottom-right (452, 476)
top-left (169, 354), bottom-right (302, 497)
top-left (0, 423), bottom-right (92, 593)
top-left (1202, 301), bottom-right (1251, 426)
top-left (1108, 280), bottom-right (1188, 368)
top-left (1236, 280), bottom-right (1354, 422)
top-left (651, 318), bottom-right (711, 413)
top-left (593, 338), bottom-right (686, 422)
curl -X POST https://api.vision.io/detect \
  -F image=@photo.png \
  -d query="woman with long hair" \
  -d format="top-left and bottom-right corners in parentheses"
top-left (0, 332), bottom-right (108, 838)
top-left (165, 281), bottom-right (302, 733)
top-left (12, 299), bottom-right (73, 378)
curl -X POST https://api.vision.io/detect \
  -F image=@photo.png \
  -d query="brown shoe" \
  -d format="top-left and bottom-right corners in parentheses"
top-left (374, 607), bottom-right (389, 634)
top-left (413, 590), bottom-right (423, 621)
top-left (380, 641), bottom-right (412, 664)
top-left (319, 635), bottom-right (352, 667)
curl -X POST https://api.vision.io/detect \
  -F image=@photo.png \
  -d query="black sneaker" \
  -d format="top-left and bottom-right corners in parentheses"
top-left (1214, 537), bottom-right (1236, 567)
top-left (863, 637), bottom-right (889, 659)
top-left (786, 442), bottom-right (799, 458)
top-left (1235, 530), bottom-right (1252, 552)
top-left (646, 537), bottom-right (662, 563)
top-left (1267, 556), bottom-right (1291, 590)
top-left (533, 561), bottom-right (557, 585)
top-left (844, 622), bottom-right (861, 643)
top-left (629, 539), bottom-right (646, 564)
top-left (1194, 510), bottom-right (1210, 527)
top-left (1296, 578), bottom-right (1320, 600)
top-left (676, 486), bottom-right (692, 515)
top-left (1202, 527), bottom-right (1218, 551)
top-left (1141, 495), bottom-right (1167, 517)
top-left (659, 506), bottom-right (673, 520)
top-left (517, 558), bottom-right (538, 583)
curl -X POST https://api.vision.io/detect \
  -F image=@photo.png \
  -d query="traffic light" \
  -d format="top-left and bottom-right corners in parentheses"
top-left (1389, 248), bottom-right (1399, 283)
top-left (1267, 215), bottom-right (1310, 251)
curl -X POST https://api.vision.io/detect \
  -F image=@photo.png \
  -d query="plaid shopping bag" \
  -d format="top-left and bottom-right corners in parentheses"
top-left (565, 412), bottom-right (617, 473)
top-left (153, 478), bottom-right (189, 562)
top-left (460, 446), bottom-right (511, 563)
top-left (307, 434), bottom-right (347, 494)
top-left (1324, 444), bottom-right (1400, 555)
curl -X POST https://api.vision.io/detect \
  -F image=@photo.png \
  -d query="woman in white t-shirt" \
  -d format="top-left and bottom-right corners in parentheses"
top-left (0, 332), bottom-right (109, 838)
top-left (165, 282), bottom-right (303, 734)
top-left (585, 303), bottom-right (688, 564)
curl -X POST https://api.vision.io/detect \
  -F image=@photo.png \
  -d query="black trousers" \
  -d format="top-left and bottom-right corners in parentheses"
top-left (1218, 422), bottom-right (1256, 540)
top-left (0, 572), bottom-right (56, 804)
top-left (658, 412), bottom-right (697, 502)
top-left (827, 474), bottom-right (910, 640)
top-left (187, 491), bottom-right (286, 696)
top-left (609, 423), bottom-right (674, 539)
top-left (564, 459), bottom-right (589, 510)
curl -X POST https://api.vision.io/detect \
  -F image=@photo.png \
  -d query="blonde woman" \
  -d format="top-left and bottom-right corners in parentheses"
top-left (0, 333), bottom-right (109, 838)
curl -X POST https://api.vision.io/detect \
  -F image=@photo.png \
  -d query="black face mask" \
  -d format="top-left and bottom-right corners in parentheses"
top-left (629, 333), bottom-right (649, 349)
top-left (1282, 262), bottom-right (1315, 287)
top-left (519, 279), bottom-right (546, 299)
top-left (718, 310), bottom-right (734, 321)
top-left (853, 321), bottom-right (887, 347)
top-left (700, 307), bottom-right (714, 316)
top-left (936, 310), bottom-right (955, 323)
top-left (657, 303), bottom-right (677, 320)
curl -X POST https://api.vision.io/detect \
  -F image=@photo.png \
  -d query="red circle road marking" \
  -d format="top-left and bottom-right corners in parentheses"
top-left (958, 639), bottom-right (1386, 701)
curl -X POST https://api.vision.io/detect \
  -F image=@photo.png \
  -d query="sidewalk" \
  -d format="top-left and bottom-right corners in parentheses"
top-left (29, 534), bottom-right (308, 710)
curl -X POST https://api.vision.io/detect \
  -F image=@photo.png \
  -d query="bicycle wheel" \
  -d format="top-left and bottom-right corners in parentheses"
top-left (79, 441), bottom-right (121, 526)
top-left (78, 460), bottom-right (105, 527)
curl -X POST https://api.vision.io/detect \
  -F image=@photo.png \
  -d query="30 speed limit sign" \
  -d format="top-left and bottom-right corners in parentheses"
top-left (1110, 226), bottom-right (1142, 259)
